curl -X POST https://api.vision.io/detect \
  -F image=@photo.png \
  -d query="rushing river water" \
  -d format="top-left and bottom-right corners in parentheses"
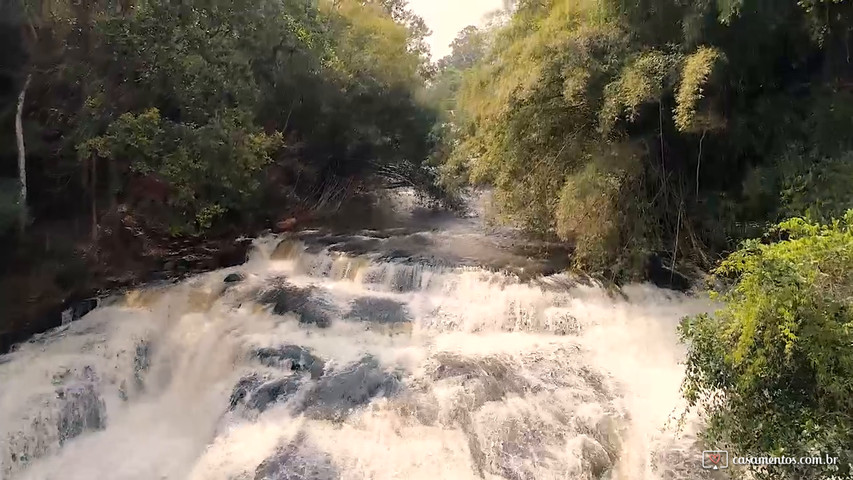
top-left (0, 193), bottom-right (716, 480)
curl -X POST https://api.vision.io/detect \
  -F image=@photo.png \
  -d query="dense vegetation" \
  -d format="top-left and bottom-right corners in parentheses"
top-left (0, 0), bottom-right (441, 238)
top-left (431, 0), bottom-right (853, 278)
top-left (425, 1), bottom-right (853, 478)
top-left (680, 214), bottom-right (853, 478)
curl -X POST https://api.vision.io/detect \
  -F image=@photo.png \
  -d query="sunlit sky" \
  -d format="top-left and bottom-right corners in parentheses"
top-left (408, 0), bottom-right (503, 59)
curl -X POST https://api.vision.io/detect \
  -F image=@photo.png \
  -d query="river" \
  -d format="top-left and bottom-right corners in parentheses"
top-left (0, 192), bottom-right (715, 480)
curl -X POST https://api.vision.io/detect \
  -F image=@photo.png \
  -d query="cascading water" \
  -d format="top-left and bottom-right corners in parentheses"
top-left (0, 195), bottom-right (718, 480)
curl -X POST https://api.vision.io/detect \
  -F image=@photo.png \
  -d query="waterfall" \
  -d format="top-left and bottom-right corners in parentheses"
top-left (1, 211), bottom-right (716, 480)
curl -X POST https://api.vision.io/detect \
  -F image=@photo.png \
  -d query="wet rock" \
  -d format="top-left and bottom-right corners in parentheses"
top-left (258, 283), bottom-right (335, 328)
top-left (230, 356), bottom-right (400, 420)
top-left (56, 382), bottom-right (107, 445)
top-left (378, 249), bottom-right (416, 262)
top-left (428, 354), bottom-right (531, 406)
top-left (326, 237), bottom-right (382, 256)
top-left (345, 297), bottom-right (410, 324)
top-left (300, 356), bottom-right (401, 421)
top-left (254, 345), bottom-right (325, 379)
top-left (314, 234), bottom-right (356, 246)
top-left (229, 375), bottom-right (263, 409)
top-left (254, 433), bottom-right (338, 480)
top-left (133, 340), bottom-right (151, 388)
top-left (247, 377), bottom-right (304, 412)
top-left (229, 374), bottom-right (303, 413)
top-left (274, 217), bottom-right (299, 233)
top-left (645, 254), bottom-right (691, 292)
top-left (224, 273), bottom-right (244, 284)
top-left (218, 238), bottom-right (253, 268)
top-left (70, 298), bottom-right (100, 322)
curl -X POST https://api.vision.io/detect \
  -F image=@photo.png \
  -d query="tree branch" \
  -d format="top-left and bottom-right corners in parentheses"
top-left (16, 74), bottom-right (32, 233)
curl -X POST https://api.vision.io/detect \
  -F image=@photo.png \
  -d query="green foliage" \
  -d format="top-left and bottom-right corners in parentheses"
top-left (600, 50), bottom-right (681, 134)
top-left (439, 0), bottom-right (853, 277)
top-left (777, 151), bottom-right (853, 223)
top-left (80, 108), bottom-right (283, 232)
top-left (6, 0), bottom-right (443, 235)
top-left (680, 213), bottom-right (853, 478)
top-left (739, 89), bottom-right (853, 225)
top-left (437, 26), bottom-right (488, 71)
top-left (554, 143), bottom-right (647, 271)
top-left (673, 46), bottom-right (724, 133)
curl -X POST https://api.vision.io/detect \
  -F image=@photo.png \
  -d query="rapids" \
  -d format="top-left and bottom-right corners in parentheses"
top-left (0, 193), bottom-right (717, 480)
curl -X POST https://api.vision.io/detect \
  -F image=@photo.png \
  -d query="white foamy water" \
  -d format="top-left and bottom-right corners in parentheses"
top-left (1, 220), bottom-right (716, 480)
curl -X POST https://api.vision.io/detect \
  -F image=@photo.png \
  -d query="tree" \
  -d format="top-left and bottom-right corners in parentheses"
top-left (2, 0), bottom-right (443, 236)
top-left (437, 26), bottom-right (487, 71)
top-left (438, 0), bottom-right (853, 277)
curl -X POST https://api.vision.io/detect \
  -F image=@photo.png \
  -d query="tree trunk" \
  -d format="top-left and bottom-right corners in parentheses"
top-left (16, 74), bottom-right (32, 233)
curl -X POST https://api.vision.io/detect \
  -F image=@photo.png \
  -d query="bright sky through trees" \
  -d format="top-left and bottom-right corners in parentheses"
top-left (408, 0), bottom-right (502, 58)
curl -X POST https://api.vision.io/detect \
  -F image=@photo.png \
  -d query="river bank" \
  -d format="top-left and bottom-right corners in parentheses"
top-left (0, 213), bottom-right (255, 353)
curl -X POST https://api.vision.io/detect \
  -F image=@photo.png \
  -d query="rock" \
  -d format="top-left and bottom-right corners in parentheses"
top-left (247, 377), bottom-right (304, 412)
top-left (229, 374), bottom-right (304, 414)
top-left (224, 273), bottom-right (244, 284)
top-left (645, 255), bottom-right (691, 292)
top-left (57, 382), bottom-right (107, 445)
top-left (254, 345), bottom-right (325, 379)
top-left (217, 239), bottom-right (252, 267)
top-left (228, 356), bottom-right (400, 421)
top-left (254, 433), bottom-right (338, 480)
top-left (300, 356), bottom-right (401, 421)
top-left (257, 283), bottom-right (335, 328)
top-left (345, 297), bottom-right (410, 324)
top-left (133, 340), bottom-right (150, 388)
top-left (274, 217), bottom-right (298, 233)
top-left (229, 375), bottom-right (263, 409)
top-left (71, 298), bottom-right (100, 320)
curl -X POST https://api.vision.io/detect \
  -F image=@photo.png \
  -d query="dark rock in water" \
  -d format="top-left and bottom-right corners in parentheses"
top-left (428, 353), bottom-right (531, 405)
top-left (133, 340), bottom-right (151, 388)
top-left (254, 345), bottom-right (325, 379)
top-left (70, 298), bottom-right (100, 322)
top-left (55, 369), bottom-right (107, 445)
top-left (219, 238), bottom-right (253, 268)
top-left (346, 297), bottom-right (410, 324)
top-left (315, 234), bottom-right (356, 246)
top-left (327, 237), bottom-right (382, 256)
top-left (224, 273), bottom-right (245, 283)
top-left (229, 374), bottom-right (303, 413)
top-left (229, 375), bottom-right (263, 409)
top-left (645, 254), bottom-right (691, 292)
top-left (247, 377), bottom-right (304, 412)
top-left (258, 283), bottom-right (335, 328)
top-left (300, 356), bottom-right (401, 421)
top-left (229, 356), bottom-right (400, 420)
top-left (254, 433), bottom-right (338, 480)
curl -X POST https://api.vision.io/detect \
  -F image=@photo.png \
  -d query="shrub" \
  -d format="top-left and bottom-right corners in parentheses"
top-left (679, 212), bottom-right (853, 479)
